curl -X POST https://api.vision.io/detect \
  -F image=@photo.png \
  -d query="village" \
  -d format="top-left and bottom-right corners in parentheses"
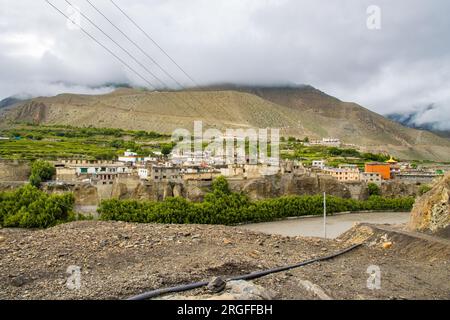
top-left (52, 138), bottom-right (446, 188)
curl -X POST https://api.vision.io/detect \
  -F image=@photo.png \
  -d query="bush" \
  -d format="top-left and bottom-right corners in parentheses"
top-left (0, 185), bottom-right (75, 228)
top-left (29, 160), bottom-right (55, 187)
top-left (367, 183), bottom-right (381, 196)
top-left (98, 177), bottom-right (415, 226)
top-left (419, 185), bottom-right (432, 196)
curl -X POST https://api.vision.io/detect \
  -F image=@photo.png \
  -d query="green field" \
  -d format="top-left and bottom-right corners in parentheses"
top-left (0, 124), bottom-right (172, 160)
top-left (280, 140), bottom-right (391, 169)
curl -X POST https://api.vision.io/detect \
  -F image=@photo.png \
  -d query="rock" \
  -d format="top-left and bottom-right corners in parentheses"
top-left (382, 242), bottom-right (393, 249)
top-left (223, 238), bottom-right (233, 245)
top-left (207, 277), bottom-right (226, 293)
top-left (0, 236), bottom-right (5, 243)
top-left (409, 172), bottom-right (450, 236)
top-left (173, 184), bottom-right (183, 198)
top-left (225, 280), bottom-right (274, 300)
top-left (163, 280), bottom-right (274, 300)
top-left (11, 276), bottom-right (27, 287)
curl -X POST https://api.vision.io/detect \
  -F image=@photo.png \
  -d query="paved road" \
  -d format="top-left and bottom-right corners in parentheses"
top-left (239, 211), bottom-right (411, 239)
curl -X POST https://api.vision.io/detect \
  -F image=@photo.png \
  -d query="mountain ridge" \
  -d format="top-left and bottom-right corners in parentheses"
top-left (1, 85), bottom-right (449, 161)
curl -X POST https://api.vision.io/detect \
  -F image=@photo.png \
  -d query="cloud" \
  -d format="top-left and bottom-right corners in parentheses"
top-left (0, 0), bottom-right (449, 128)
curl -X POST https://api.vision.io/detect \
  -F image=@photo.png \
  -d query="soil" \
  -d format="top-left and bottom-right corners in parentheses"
top-left (0, 221), bottom-right (449, 300)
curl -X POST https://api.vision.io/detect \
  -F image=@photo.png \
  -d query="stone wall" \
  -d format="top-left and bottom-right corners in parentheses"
top-left (4, 171), bottom-right (424, 207)
top-left (0, 160), bottom-right (30, 182)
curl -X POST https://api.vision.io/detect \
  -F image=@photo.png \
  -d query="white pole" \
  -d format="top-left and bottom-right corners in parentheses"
top-left (323, 192), bottom-right (327, 239)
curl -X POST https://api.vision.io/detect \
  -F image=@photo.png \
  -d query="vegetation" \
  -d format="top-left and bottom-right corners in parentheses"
top-left (419, 184), bottom-right (432, 196)
top-left (29, 160), bottom-right (56, 187)
top-left (0, 185), bottom-right (77, 228)
top-left (0, 124), bottom-right (171, 160)
top-left (161, 143), bottom-right (176, 156)
top-left (98, 177), bottom-right (415, 226)
top-left (367, 183), bottom-right (381, 196)
top-left (280, 142), bottom-right (390, 168)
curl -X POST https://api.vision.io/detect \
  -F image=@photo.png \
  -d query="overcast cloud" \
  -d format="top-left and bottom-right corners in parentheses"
top-left (1, 0), bottom-right (449, 129)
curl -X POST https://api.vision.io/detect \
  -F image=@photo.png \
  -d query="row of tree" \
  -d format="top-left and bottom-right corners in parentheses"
top-left (0, 185), bottom-right (76, 228)
top-left (98, 177), bottom-right (415, 225)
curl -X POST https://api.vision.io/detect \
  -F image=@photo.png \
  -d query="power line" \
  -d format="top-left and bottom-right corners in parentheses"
top-left (45, 0), bottom-right (156, 90)
top-left (62, 0), bottom-right (196, 112)
top-left (67, 0), bottom-right (207, 113)
top-left (64, 0), bottom-right (168, 89)
top-left (81, 0), bottom-right (205, 113)
top-left (109, 0), bottom-right (199, 87)
top-left (85, 0), bottom-right (186, 90)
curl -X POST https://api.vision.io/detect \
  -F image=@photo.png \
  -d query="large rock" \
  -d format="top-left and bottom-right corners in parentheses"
top-left (409, 172), bottom-right (450, 237)
top-left (160, 280), bottom-right (275, 300)
top-left (72, 183), bottom-right (99, 205)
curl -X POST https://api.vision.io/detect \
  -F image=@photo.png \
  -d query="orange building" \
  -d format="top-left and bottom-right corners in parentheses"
top-left (365, 162), bottom-right (391, 180)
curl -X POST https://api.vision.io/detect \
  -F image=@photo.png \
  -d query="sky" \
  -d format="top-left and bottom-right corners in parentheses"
top-left (1, 0), bottom-right (449, 129)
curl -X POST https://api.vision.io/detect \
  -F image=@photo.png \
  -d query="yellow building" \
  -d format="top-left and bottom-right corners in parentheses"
top-left (322, 164), bottom-right (360, 182)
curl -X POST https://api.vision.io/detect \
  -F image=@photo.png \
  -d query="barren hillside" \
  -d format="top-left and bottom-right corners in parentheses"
top-left (1, 86), bottom-right (450, 161)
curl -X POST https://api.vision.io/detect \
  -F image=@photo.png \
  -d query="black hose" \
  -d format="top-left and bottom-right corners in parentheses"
top-left (127, 243), bottom-right (362, 300)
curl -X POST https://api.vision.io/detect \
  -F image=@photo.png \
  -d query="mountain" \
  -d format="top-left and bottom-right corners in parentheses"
top-left (1, 85), bottom-right (450, 161)
top-left (386, 106), bottom-right (450, 139)
top-left (0, 96), bottom-right (25, 109)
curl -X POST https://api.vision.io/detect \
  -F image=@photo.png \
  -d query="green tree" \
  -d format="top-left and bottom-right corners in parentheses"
top-left (367, 183), bottom-right (381, 196)
top-left (211, 176), bottom-right (231, 195)
top-left (161, 143), bottom-right (174, 156)
top-left (29, 160), bottom-right (55, 187)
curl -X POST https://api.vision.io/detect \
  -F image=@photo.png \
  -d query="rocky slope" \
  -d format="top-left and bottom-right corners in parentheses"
top-left (1, 86), bottom-right (450, 161)
top-left (409, 172), bottom-right (450, 237)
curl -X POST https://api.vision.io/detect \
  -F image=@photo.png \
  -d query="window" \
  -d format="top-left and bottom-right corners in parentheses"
top-left (80, 168), bottom-right (88, 174)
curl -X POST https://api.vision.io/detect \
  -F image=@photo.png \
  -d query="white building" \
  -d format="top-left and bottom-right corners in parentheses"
top-left (308, 138), bottom-right (341, 147)
top-left (312, 160), bottom-right (326, 169)
top-left (138, 168), bottom-right (149, 180)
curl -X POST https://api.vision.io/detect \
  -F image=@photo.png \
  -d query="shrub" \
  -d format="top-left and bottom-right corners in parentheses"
top-left (29, 160), bottom-right (55, 187)
top-left (98, 177), bottom-right (415, 226)
top-left (0, 185), bottom-right (75, 228)
top-left (367, 183), bottom-right (381, 196)
top-left (419, 185), bottom-right (432, 196)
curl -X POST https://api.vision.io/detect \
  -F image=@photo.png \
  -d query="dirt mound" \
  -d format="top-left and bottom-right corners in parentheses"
top-left (409, 172), bottom-right (450, 236)
top-left (339, 223), bottom-right (450, 261)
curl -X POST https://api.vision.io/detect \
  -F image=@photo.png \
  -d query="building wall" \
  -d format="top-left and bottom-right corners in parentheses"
top-left (360, 172), bottom-right (382, 185)
top-left (183, 172), bottom-right (220, 181)
top-left (365, 163), bottom-right (391, 180)
top-left (322, 168), bottom-right (360, 182)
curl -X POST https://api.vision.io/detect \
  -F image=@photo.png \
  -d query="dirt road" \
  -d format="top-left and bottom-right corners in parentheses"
top-left (239, 211), bottom-right (410, 238)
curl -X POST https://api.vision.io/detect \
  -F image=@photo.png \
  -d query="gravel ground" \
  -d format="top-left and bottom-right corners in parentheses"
top-left (0, 221), bottom-right (449, 300)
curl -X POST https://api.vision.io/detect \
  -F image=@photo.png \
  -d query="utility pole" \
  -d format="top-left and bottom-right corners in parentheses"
top-left (323, 192), bottom-right (327, 239)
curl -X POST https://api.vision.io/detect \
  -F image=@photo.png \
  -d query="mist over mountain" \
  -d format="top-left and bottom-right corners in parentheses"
top-left (386, 105), bottom-right (450, 139)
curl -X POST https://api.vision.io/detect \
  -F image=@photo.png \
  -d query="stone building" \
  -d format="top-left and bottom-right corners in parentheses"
top-left (360, 172), bottom-right (382, 185)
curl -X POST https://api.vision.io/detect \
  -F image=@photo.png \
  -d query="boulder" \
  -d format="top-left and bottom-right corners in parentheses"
top-left (160, 280), bottom-right (275, 300)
